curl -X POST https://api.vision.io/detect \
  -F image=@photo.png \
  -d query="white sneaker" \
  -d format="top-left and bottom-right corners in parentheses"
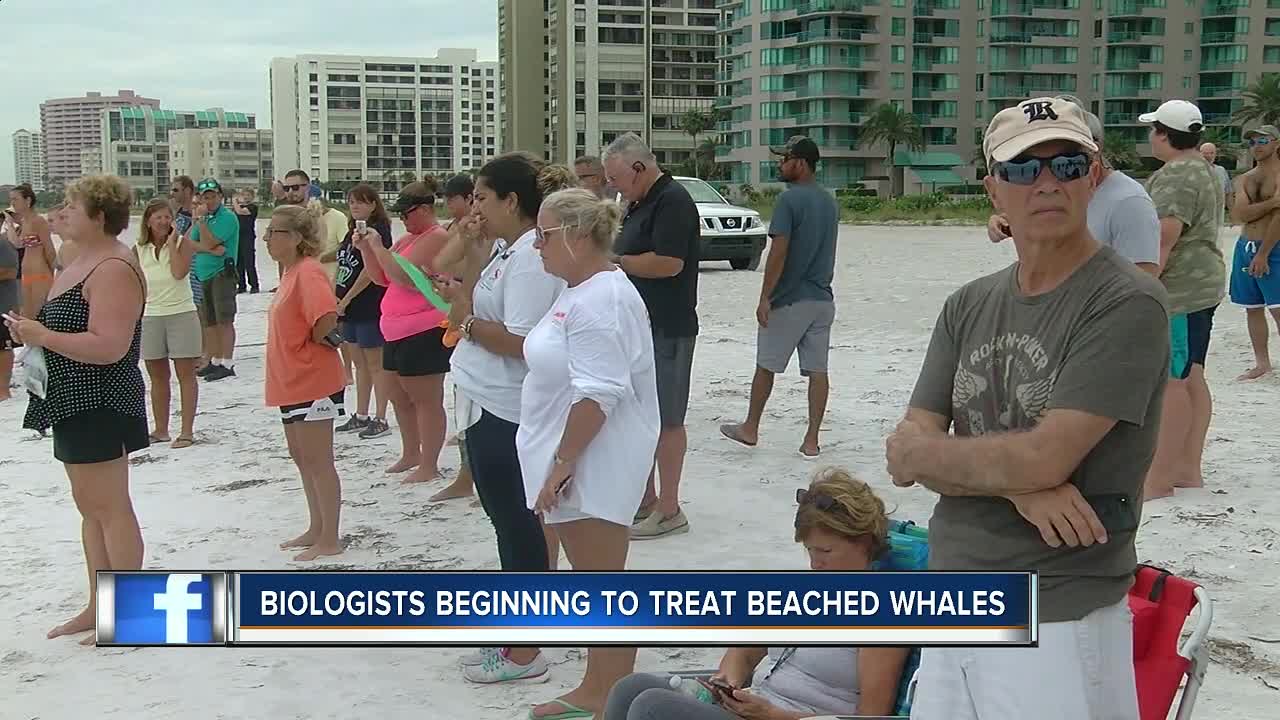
top-left (459, 646), bottom-right (500, 667)
top-left (462, 648), bottom-right (550, 684)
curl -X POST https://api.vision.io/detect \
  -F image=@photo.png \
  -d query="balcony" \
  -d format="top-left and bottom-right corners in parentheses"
top-left (792, 28), bottom-right (870, 43)
top-left (1201, 32), bottom-right (1242, 44)
top-left (795, 55), bottom-right (867, 70)
top-left (1104, 85), bottom-right (1163, 98)
top-left (1104, 112), bottom-right (1145, 124)
top-left (1202, 111), bottom-right (1235, 123)
top-left (795, 0), bottom-right (879, 14)
top-left (1107, 29), bottom-right (1162, 44)
top-left (990, 32), bottom-right (1033, 44)
top-left (1199, 84), bottom-right (1245, 97)
top-left (790, 111), bottom-right (865, 125)
top-left (913, 0), bottom-right (960, 16)
top-left (912, 86), bottom-right (956, 98)
top-left (1200, 58), bottom-right (1246, 70)
top-left (793, 82), bottom-right (864, 97)
top-left (1203, 0), bottom-right (1248, 16)
top-left (713, 96), bottom-right (732, 107)
top-left (913, 32), bottom-right (960, 44)
top-left (1109, 0), bottom-right (1164, 16)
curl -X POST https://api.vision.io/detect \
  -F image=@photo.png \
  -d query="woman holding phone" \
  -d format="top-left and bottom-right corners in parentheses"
top-left (353, 179), bottom-right (453, 487)
top-left (264, 202), bottom-right (347, 561)
top-left (134, 199), bottom-right (201, 448)
top-left (604, 468), bottom-right (910, 720)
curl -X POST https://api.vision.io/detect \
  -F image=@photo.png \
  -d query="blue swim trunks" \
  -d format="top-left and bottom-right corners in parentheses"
top-left (1229, 236), bottom-right (1280, 308)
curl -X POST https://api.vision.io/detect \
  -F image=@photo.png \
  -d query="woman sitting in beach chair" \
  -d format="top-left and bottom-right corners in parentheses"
top-left (602, 468), bottom-right (910, 720)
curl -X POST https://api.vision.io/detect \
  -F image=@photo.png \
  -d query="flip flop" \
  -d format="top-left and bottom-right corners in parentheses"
top-left (528, 699), bottom-right (594, 720)
top-left (798, 445), bottom-right (820, 459)
top-left (718, 423), bottom-right (757, 447)
top-left (148, 433), bottom-right (171, 443)
top-left (171, 436), bottom-right (195, 449)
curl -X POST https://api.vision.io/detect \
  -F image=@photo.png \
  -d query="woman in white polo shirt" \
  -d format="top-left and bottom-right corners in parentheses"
top-left (519, 188), bottom-right (660, 720)
top-left (446, 153), bottom-right (565, 685)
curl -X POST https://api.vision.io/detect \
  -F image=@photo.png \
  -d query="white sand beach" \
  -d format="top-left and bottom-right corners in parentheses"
top-left (2, 222), bottom-right (1277, 719)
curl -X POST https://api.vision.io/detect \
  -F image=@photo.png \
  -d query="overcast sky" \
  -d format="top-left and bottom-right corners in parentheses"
top-left (0, 0), bottom-right (499, 184)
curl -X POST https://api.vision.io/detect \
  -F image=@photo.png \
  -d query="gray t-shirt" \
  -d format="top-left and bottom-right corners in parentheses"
top-left (1211, 164), bottom-right (1231, 196)
top-left (767, 181), bottom-right (838, 308)
top-left (0, 240), bottom-right (19, 317)
top-left (909, 246), bottom-right (1170, 623)
top-left (1089, 171), bottom-right (1160, 266)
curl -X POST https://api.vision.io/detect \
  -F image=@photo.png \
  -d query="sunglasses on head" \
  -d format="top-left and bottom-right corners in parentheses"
top-left (1249, 136), bottom-right (1273, 147)
top-left (796, 488), bottom-right (840, 512)
top-left (992, 152), bottom-right (1091, 186)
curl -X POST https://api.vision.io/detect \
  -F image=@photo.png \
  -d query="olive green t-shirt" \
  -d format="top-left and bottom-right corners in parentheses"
top-left (1146, 157), bottom-right (1226, 315)
top-left (909, 247), bottom-right (1170, 623)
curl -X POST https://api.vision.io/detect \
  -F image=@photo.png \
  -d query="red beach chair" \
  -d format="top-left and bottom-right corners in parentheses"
top-left (1128, 565), bottom-right (1213, 720)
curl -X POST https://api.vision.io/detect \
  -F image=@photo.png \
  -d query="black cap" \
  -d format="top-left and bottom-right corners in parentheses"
top-left (442, 174), bottom-right (474, 198)
top-left (769, 135), bottom-right (820, 165)
top-left (391, 182), bottom-right (436, 214)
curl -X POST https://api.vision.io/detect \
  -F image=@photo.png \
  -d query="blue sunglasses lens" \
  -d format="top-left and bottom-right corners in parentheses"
top-left (1251, 137), bottom-right (1272, 146)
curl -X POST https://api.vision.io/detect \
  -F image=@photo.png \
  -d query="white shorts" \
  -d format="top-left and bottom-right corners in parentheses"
top-left (910, 598), bottom-right (1138, 720)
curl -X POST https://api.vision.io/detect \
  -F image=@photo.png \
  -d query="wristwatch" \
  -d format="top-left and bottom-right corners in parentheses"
top-left (459, 315), bottom-right (478, 339)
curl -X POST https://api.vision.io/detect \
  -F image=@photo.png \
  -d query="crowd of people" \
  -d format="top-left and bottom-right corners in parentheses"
top-left (0, 92), bottom-right (1254, 719)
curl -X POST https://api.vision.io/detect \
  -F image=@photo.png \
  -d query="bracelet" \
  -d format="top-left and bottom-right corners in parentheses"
top-left (460, 315), bottom-right (477, 339)
top-left (554, 453), bottom-right (573, 466)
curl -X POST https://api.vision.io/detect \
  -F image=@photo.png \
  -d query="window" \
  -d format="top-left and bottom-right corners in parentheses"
top-left (891, 72), bottom-right (905, 90)
top-left (1185, 22), bottom-right (1193, 34)
top-left (977, 47), bottom-right (985, 65)
top-left (975, 74), bottom-right (984, 91)
top-left (977, 20), bottom-right (984, 37)
top-left (892, 17), bottom-right (905, 36)
top-left (1184, 49), bottom-right (1193, 61)
top-left (892, 46), bottom-right (905, 63)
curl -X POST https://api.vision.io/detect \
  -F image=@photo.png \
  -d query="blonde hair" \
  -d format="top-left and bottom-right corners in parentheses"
top-left (537, 164), bottom-right (578, 196)
top-left (65, 174), bottom-right (133, 236)
top-left (270, 199), bottom-right (326, 258)
top-left (541, 188), bottom-right (622, 254)
top-left (137, 198), bottom-right (174, 246)
top-left (793, 467), bottom-right (889, 559)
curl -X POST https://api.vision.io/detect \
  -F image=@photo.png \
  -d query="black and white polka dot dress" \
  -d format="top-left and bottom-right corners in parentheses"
top-left (22, 259), bottom-right (146, 433)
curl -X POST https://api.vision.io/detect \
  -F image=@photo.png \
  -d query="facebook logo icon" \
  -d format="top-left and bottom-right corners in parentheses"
top-left (99, 572), bottom-right (225, 645)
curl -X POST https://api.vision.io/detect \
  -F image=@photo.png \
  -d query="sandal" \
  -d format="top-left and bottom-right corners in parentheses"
top-left (148, 432), bottom-right (171, 443)
top-left (718, 423), bottom-right (757, 447)
top-left (528, 699), bottom-right (594, 720)
top-left (171, 436), bottom-right (195, 449)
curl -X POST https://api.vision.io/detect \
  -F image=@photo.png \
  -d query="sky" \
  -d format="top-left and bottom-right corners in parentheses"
top-left (0, 0), bottom-right (499, 184)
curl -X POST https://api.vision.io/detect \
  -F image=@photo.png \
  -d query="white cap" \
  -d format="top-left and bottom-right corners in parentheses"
top-left (1137, 100), bottom-right (1204, 133)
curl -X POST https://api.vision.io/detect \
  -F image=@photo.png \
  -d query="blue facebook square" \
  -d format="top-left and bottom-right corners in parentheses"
top-left (114, 573), bottom-right (215, 644)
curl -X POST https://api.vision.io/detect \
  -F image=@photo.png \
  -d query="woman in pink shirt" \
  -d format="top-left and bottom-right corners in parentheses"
top-left (353, 179), bottom-right (452, 485)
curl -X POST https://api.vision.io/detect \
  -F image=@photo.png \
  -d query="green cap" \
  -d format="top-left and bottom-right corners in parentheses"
top-left (196, 178), bottom-right (222, 194)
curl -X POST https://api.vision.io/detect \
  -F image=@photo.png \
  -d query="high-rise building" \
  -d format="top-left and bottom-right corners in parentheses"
top-left (40, 90), bottom-right (160, 183)
top-left (269, 49), bottom-right (501, 191)
top-left (79, 147), bottom-right (103, 177)
top-left (168, 128), bottom-right (274, 194)
top-left (100, 106), bottom-right (256, 197)
top-left (501, 0), bottom-right (721, 166)
top-left (499, 0), bottom-right (548, 154)
top-left (12, 129), bottom-right (46, 189)
top-left (717, 0), bottom-right (1277, 188)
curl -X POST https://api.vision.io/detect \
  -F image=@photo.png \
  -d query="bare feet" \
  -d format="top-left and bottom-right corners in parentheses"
top-left (48, 607), bottom-right (95, 639)
top-left (79, 633), bottom-right (97, 646)
top-left (1174, 471), bottom-right (1204, 489)
top-left (280, 531), bottom-right (317, 549)
top-left (719, 423), bottom-right (758, 447)
top-left (429, 479), bottom-right (473, 502)
top-left (1143, 483), bottom-right (1175, 500)
top-left (1237, 365), bottom-right (1271, 381)
top-left (402, 467), bottom-right (442, 485)
top-left (799, 440), bottom-right (820, 458)
top-left (294, 542), bottom-right (343, 561)
top-left (149, 431), bottom-right (171, 443)
top-left (386, 457), bottom-right (420, 474)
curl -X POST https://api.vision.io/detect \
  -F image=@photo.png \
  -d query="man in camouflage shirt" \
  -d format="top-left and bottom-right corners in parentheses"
top-left (1138, 100), bottom-right (1226, 500)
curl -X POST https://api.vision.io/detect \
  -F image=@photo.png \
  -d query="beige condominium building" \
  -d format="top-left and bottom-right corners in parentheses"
top-left (168, 128), bottom-right (274, 195)
top-left (79, 147), bottom-right (103, 177)
top-left (501, 0), bottom-right (721, 167)
top-left (40, 90), bottom-right (160, 184)
top-left (12, 129), bottom-right (46, 189)
top-left (269, 50), bottom-right (500, 191)
top-left (100, 106), bottom-right (256, 197)
top-left (717, 0), bottom-right (1279, 189)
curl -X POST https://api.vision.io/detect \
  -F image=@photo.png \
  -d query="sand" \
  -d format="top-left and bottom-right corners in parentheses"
top-left (2, 222), bottom-right (1277, 719)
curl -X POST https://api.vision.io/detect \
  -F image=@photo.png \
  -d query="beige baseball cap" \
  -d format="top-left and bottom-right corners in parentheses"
top-left (983, 97), bottom-right (1098, 165)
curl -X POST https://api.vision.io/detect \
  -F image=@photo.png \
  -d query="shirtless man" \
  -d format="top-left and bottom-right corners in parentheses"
top-left (5, 184), bottom-right (55, 319)
top-left (1228, 125), bottom-right (1280, 380)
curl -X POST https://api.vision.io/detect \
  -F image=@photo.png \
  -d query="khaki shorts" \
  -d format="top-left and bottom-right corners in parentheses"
top-left (198, 267), bottom-right (238, 327)
top-left (142, 310), bottom-right (203, 361)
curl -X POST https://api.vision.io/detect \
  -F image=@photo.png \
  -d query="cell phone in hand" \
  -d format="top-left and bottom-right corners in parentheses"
top-left (356, 220), bottom-right (367, 233)
top-left (321, 328), bottom-right (343, 349)
top-left (704, 677), bottom-right (737, 701)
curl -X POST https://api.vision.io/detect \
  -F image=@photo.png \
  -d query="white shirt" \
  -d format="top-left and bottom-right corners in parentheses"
top-left (516, 268), bottom-right (660, 526)
top-left (450, 229), bottom-right (565, 425)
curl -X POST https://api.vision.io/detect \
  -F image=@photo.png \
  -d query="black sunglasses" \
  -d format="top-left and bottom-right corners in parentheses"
top-left (796, 488), bottom-right (839, 512)
top-left (993, 152), bottom-right (1091, 186)
top-left (282, 183), bottom-right (307, 192)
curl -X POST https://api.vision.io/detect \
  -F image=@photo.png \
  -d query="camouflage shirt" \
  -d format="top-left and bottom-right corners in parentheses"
top-left (1146, 157), bottom-right (1226, 315)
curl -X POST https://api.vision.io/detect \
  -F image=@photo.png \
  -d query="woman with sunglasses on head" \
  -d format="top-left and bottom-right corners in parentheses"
top-left (134, 198), bottom-right (202, 449)
top-left (264, 202), bottom-right (347, 561)
top-left (604, 468), bottom-right (910, 720)
top-left (352, 178), bottom-right (454, 485)
top-left (333, 183), bottom-right (395, 440)
top-left (518, 188), bottom-right (660, 720)
top-left (5, 175), bottom-right (149, 645)
top-left (437, 153), bottom-right (566, 685)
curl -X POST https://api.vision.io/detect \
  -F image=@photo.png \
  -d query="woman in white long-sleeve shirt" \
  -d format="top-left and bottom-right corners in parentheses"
top-left (519, 188), bottom-right (660, 719)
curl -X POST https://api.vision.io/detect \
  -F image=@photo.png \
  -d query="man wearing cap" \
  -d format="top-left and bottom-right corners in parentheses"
top-left (1229, 125), bottom-right (1280, 380)
top-left (987, 97), bottom-right (1160, 274)
top-left (189, 178), bottom-right (241, 382)
top-left (888, 97), bottom-right (1168, 719)
top-left (1200, 142), bottom-right (1233, 216)
top-left (1137, 100), bottom-right (1226, 500)
top-left (720, 136), bottom-right (838, 457)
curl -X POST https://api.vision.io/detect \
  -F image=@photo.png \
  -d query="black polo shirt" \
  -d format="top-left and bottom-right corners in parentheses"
top-left (615, 173), bottom-right (701, 338)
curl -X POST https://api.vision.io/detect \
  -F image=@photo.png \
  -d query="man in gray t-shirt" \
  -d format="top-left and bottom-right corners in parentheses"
top-left (719, 136), bottom-right (837, 457)
top-left (1201, 142), bottom-right (1233, 215)
top-left (890, 98), bottom-right (1170, 718)
top-left (0, 238), bottom-right (19, 401)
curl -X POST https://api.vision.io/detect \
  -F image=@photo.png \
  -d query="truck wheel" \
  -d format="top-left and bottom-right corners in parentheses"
top-left (731, 253), bottom-right (760, 271)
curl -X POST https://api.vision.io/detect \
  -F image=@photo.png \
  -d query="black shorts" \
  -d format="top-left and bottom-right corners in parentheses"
top-left (52, 408), bottom-right (150, 465)
top-left (383, 326), bottom-right (453, 377)
top-left (1171, 304), bottom-right (1217, 380)
top-left (279, 391), bottom-right (346, 425)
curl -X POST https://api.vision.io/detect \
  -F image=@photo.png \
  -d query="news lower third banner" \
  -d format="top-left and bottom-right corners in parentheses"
top-left (96, 571), bottom-right (1037, 647)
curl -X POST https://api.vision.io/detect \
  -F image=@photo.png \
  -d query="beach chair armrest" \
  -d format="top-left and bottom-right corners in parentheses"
top-left (1173, 586), bottom-right (1213, 720)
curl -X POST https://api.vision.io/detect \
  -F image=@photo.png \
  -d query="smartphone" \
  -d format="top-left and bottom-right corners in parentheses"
top-left (356, 219), bottom-right (367, 233)
top-left (704, 677), bottom-right (737, 701)
top-left (1086, 493), bottom-right (1140, 534)
top-left (321, 328), bottom-right (344, 349)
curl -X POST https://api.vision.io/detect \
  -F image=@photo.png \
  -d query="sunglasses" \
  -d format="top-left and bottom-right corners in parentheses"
top-left (1249, 137), bottom-right (1273, 147)
top-left (397, 203), bottom-right (426, 218)
top-left (535, 224), bottom-right (572, 242)
top-left (796, 488), bottom-right (839, 512)
top-left (282, 183), bottom-right (307, 192)
top-left (992, 152), bottom-right (1091, 186)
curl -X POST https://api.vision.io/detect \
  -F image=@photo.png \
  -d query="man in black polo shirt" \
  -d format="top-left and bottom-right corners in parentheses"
top-left (605, 133), bottom-right (700, 540)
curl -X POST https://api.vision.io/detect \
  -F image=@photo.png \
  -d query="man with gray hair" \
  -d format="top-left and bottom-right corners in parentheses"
top-left (605, 132), bottom-right (701, 540)
top-left (574, 155), bottom-right (610, 199)
top-left (988, 96), bottom-right (1161, 274)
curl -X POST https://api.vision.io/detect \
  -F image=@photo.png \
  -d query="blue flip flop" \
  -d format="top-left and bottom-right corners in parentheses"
top-left (528, 699), bottom-right (594, 720)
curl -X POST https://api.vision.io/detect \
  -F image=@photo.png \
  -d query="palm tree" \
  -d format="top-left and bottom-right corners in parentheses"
top-left (857, 103), bottom-right (925, 197)
top-left (1234, 74), bottom-right (1280, 127)
top-left (680, 109), bottom-right (719, 179)
top-left (695, 137), bottom-right (721, 180)
top-left (1101, 131), bottom-right (1140, 172)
